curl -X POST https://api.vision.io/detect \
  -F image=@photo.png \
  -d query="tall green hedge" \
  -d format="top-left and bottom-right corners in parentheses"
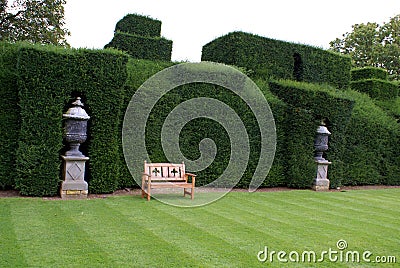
top-left (201, 31), bottom-right (352, 89)
top-left (1, 41), bottom-right (399, 196)
top-left (0, 42), bottom-right (21, 189)
top-left (115, 14), bottom-right (162, 37)
top-left (268, 80), bottom-right (355, 188)
top-left (105, 32), bottom-right (172, 61)
top-left (14, 44), bottom-right (128, 196)
top-left (116, 59), bottom-right (174, 188)
top-left (120, 62), bottom-right (288, 189)
top-left (337, 90), bottom-right (400, 186)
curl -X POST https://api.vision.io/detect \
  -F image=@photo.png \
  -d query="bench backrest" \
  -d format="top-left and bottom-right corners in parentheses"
top-left (144, 161), bottom-right (186, 181)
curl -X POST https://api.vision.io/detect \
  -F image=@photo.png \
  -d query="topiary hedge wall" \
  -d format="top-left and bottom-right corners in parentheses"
top-left (338, 90), bottom-right (400, 186)
top-left (120, 61), bottom-right (288, 189)
top-left (12, 44), bottom-right (128, 196)
top-left (106, 14), bottom-right (172, 61)
top-left (116, 59), bottom-right (174, 188)
top-left (269, 79), bottom-right (400, 187)
top-left (268, 80), bottom-right (355, 188)
top-left (1, 38), bottom-right (399, 196)
top-left (201, 31), bottom-right (352, 89)
top-left (105, 32), bottom-right (172, 61)
top-left (350, 67), bottom-right (398, 100)
top-left (115, 14), bottom-right (161, 37)
top-left (0, 42), bottom-right (21, 190)
top-left (351, 67), bottom-right (388, 81)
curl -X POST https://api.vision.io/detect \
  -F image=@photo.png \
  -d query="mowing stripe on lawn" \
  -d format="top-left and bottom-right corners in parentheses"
top-left (243, 191), bottom-right (400, 254)
top-left (0, 200), bottom-right (28, 267)
top-left (107, 195), bottom-right (262, 267)
top-left (317, 190), bottom-right (400, 214)
top-left (207, 192), bottom-right (364, 252)
top-left (227, 191), bottom-right (400, 253)
top-left (1, 189), bottom-right (398, 267)
top-left (307, 194), bottom-right (400, 228)
top-left (9, 198), bottom-right (113, 267)
top-left (61, 198), bottom-right (200, 267)
top-left (275, 192), bottom-right (400, 237)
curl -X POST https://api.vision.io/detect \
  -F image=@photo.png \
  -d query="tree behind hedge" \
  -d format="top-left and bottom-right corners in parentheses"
top-left (0, 0), bottom-right (69, 46)
top-left (330, 15), bottom-right (400, 81)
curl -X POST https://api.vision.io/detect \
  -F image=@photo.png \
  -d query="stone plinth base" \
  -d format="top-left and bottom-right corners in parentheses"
top-left (61, 190), bottom-right (88, 199)
top-left (312, 160), bottom-right (331, 191)
top-left (61, 155), bottom-right (89, 199)
top-left (312, 178), bottom-right (330, 191)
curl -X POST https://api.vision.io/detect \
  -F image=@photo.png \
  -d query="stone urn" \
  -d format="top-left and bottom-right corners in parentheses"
top-left (63, 97), bottom-right (90, 157)
top-left (61, 97), bottom-right (90, 199)
top-left (313, 121), bottom-right (332, 191)
top-left (314, 123), bottom-right (331, 162)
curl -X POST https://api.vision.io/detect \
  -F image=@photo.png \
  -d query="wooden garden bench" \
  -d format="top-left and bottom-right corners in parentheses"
top-left (141, 161), bottom-right (196, 201)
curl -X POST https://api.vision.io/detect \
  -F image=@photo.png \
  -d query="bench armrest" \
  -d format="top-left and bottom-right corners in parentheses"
top-left (185, 173), bottom-right (196, 185)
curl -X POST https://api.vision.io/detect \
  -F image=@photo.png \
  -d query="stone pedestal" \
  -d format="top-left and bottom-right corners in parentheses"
top-left (312, 160), bottom-right (331, 191)
top-left (61, 155), bottom-right (89, 199)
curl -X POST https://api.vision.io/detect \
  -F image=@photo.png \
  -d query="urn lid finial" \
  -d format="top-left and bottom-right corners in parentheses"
top-left (63, 97), bottom-right (90, 120)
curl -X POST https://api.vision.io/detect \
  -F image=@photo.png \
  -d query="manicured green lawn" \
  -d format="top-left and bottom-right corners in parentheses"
top-left (0, 189), bottom-right (399, 267)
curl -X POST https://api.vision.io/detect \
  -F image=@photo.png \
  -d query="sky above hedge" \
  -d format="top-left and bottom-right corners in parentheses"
top-left (65, 0), bottom-right (400, 62)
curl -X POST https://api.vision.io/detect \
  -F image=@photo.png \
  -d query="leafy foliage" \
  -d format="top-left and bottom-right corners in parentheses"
top-left (330, 15), bottom-right (400, 81)
top-left (0, 0), bottom-right (69, 46)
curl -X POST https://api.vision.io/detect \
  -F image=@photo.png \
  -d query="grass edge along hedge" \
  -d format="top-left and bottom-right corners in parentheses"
top-left (14, 44), bottom-right (128, 196)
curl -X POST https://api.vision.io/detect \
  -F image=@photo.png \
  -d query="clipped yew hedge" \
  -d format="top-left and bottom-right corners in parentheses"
top-left (269, 80), bottom-right (355, 188)
top-left (10, 44), bottom-right (128, 196)
top-left (0, 42), bottom-right (21, 189)
top-left (115, 14), bottom-right (161, 37)
top-left (269, 79), bottom-right (400, 187)
top-left (105, 32), bottom-right (172, 61)
top-left (201, 31), bottom-right (352, 89)
top-left (1, 41), bottom-right (399, 196)
top-left (119, 61), bottom-right (291, 188)
top-left (106, 14), bottom-right (172, 61)
top-left (338, 90), bottom-right (400, 186)
top-left (350, 79), bottom-right (399, 100)
top-left (351, 67), bottom-right (388, 81)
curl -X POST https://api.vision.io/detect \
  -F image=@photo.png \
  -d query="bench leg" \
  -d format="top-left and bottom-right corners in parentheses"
top-left (183, 187), bottom-right (194, 199)
top-left (147, 183), bottom-right (151, 201)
